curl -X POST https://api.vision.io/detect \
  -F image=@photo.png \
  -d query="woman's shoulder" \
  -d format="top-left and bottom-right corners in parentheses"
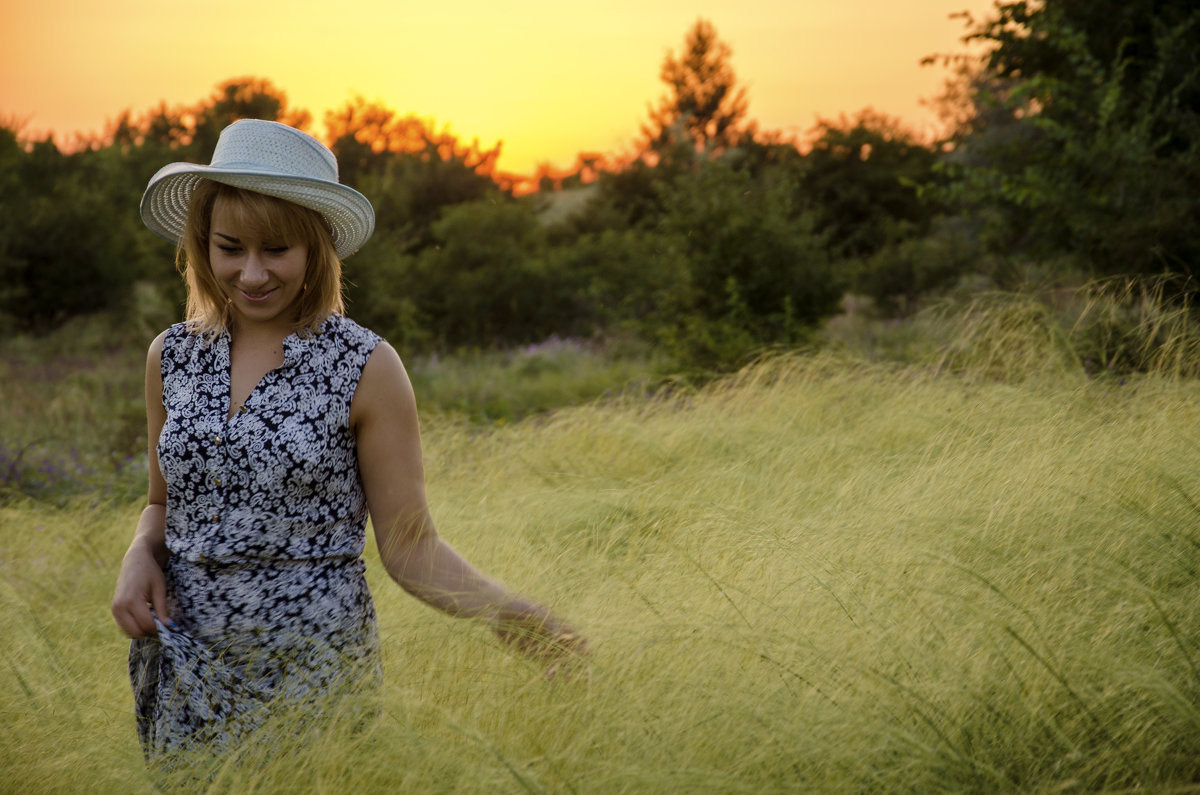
top-left (321, 313), bottom-right (375, 336)
top-left (155, 321), bottom-right (190, 356)
top-left (155, 322), bottom-right (229, 376)
top-left (319, 314), bottom-right (384, 353)
top-left (159, 321), bottom-right (213, 352)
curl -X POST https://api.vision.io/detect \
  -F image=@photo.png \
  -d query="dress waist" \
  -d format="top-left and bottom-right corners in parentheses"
top-left (165, 554), bottom-right (375, 642)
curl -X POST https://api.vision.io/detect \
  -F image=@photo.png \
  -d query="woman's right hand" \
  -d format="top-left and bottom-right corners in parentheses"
top-left (111, 540), bottom-right (170, 638)
top-left (115, 337), bottom-right (172, 640)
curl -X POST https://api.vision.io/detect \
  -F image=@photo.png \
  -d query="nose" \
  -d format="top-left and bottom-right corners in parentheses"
top-left (240, 253), bottom-right (270, 286)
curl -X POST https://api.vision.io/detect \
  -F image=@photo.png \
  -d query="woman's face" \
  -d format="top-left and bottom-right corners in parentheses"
top-left (208, 195), bottom-right (309, 332)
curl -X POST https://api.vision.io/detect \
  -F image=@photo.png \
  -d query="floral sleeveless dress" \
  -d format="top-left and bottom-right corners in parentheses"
top-left (129, 314), bottom-right (384, 761)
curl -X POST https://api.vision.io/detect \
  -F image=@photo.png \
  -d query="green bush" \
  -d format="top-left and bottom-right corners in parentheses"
top-left (543, 228), bottom-right (691, 339)
top-left (850, 215), bottom-right (986, 315)
top-left (652, 160), bottom-right (840, 367)
top-left (343, 230), bottom-right (431, 351)
top-left (408, 200), bottom-right (564, 347)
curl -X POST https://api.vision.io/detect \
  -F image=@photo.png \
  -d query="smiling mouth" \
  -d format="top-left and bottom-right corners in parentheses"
top-left (240, 288), bottom-right (277, 302)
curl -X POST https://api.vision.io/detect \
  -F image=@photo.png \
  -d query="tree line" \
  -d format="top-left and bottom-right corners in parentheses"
top-left (3, 2), bottom-right (1197, 369)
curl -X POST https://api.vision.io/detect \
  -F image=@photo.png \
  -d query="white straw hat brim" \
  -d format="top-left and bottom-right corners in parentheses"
top-left (141, 166), bottom-right (375, 259)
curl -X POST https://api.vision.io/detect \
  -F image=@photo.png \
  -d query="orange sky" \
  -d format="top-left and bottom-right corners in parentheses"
top-left (1, 0), bottom-right (995, 175)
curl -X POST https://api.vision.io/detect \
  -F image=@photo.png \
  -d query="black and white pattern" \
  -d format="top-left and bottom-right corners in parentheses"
top-left (129, 314), bottom-right (384, 761)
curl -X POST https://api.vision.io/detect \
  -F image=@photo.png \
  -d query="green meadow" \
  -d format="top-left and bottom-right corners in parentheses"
top-left (3, 301), bottom-right (1200, 792)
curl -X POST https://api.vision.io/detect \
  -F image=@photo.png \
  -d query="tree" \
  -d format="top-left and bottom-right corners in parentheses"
top-left (0, 133), bottom-right (150, 330)
top-left (799, 111), bottom-right (941, 262)
top-left (943, 0), bottom-right (1200, 278)
top-left (325, 98), bottom-right (446, 186)
top-left (0, 125), bottom-right (28, 329)
top-left (655, 159), bottom-right (840, 366)
top-left (327, 100), bottom-right (504, 260)
top-left (104, 77), bottom-right (309, 162)
top-left (642, 19), bottom-right (752, 161)
top-left (329, 99), bottom-right (510, 338)
top-left (408, 200), bottom-right (556, 346)
top-left (190, 78), bottom-right (311, 158)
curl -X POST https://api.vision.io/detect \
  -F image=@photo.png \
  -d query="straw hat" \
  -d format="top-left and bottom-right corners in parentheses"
top-left (140, 119), bottom-right (375, 259)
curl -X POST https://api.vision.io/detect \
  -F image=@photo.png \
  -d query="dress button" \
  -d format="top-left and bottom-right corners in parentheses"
top-left (211, 514), bottom-right (219, 522)
top-left (213, 435), bottom-right (222, 444)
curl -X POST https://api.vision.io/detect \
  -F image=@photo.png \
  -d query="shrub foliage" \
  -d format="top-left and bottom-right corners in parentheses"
top-left (4, 8), bottom-right (1199, 370)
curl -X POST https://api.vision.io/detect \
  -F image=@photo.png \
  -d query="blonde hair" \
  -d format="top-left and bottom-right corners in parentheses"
top-left (178, 180), bottom-right (346, 337)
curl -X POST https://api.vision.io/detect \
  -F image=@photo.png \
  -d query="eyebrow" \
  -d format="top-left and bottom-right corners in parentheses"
top-left (213, 232), bottom-right (241, 243)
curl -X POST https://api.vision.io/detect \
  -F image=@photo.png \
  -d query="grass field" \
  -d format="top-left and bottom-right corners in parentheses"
top-left (3, 327), bottom-right (1199, 791)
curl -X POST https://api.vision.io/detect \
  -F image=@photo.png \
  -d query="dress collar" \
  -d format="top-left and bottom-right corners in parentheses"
top-left (212, 315), bottom-right (333, 370)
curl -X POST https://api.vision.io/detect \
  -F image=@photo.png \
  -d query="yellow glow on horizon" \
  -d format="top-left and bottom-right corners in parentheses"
top-left (1, 0), bottom-right (994, 175)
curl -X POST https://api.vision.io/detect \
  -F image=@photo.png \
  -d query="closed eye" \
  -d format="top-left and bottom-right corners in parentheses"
top-left (214, 232), bottom-right (242, 253)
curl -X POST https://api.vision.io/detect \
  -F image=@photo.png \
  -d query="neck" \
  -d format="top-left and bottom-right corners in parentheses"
top-left (229, 316), bottom-right (295, 347)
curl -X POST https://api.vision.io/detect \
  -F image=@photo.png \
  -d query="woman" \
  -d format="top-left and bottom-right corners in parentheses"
top-left (111, 119), bottom-right (586, 761)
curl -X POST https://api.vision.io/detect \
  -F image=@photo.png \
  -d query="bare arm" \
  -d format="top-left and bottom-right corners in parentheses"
top-left (352, 342), bottom-right (586, 660)
top-left (111, 331), bottom-right (171, 638)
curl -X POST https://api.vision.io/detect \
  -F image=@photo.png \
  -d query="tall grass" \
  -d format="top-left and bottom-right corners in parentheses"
top-left (825, 274), bottom-right (1200, 384)
top-left (0, 315), bottom-right (148, 503)
top-left (406, 336), bottom-right (670, 424)
top-left (3, 347), bottom-right (1199, 791)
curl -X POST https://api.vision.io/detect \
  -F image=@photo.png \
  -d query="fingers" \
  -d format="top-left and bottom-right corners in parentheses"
top-left (111, 576), bottom-right (168, 639)
top-left (150, 577), bottom-right (170, 628)
top-left (542, 628), bottom-right (590, 681)
top-left (494, 610), bottom-right (590, 669)
top-left (553, 628), bottom-right (590, 657)
top-left (112, 546), bottom-right (169, 638)
top-left (111, 598), bottom-right (158, 639)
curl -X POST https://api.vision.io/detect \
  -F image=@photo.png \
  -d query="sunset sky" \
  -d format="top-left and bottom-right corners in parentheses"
top-left (1, 0), bottom-right (995, 175)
